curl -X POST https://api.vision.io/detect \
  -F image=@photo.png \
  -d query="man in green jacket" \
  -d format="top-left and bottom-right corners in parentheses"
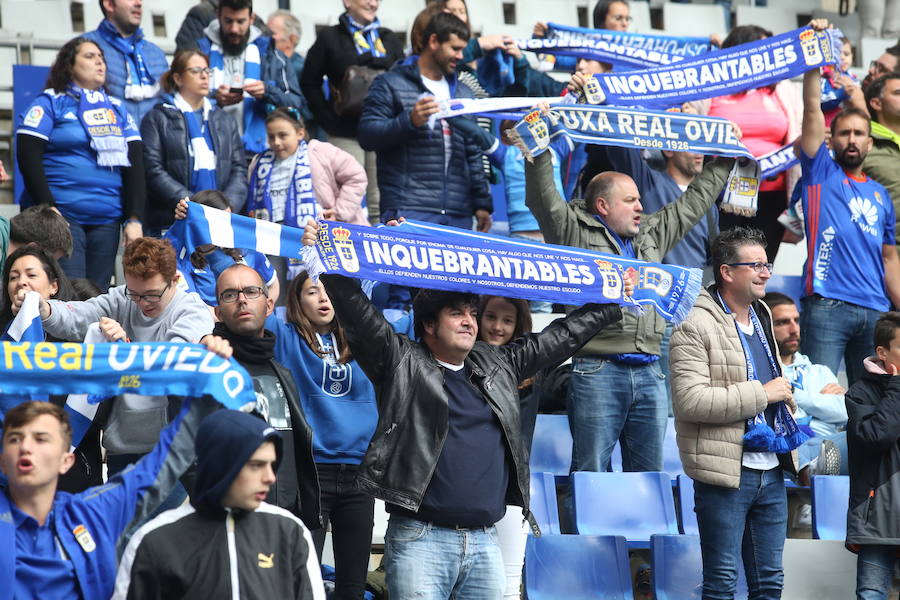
top-left (524, 143), bottom-right (734, 473)
top-left (864, 73), bottom-right (900, 249)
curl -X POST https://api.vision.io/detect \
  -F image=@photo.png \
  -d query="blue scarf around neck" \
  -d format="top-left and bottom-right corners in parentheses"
top-left (344, 13), bottom-right (386, 57)
top-left (173, 93), bottom-right (217, 193)
top-left (69, 84), bottom-right (130, 167)
top-left (246, 144), bottom-right (317, 227)
top-left (97, 19), bottom-right (158, 100)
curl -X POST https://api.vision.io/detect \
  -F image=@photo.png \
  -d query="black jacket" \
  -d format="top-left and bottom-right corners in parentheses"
top-left (140, 99), bottom-right (248, 228)
top-left (299, 14), bottom-right (404, 138)
top-left (846, 367), bottom-right (900, 545)
top-left (321, 274), bottom-right (622, 530)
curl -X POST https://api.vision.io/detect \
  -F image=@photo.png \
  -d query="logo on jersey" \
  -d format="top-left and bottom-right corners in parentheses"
top-left (258, 553), bottom-right (274, 568)
top-left (814, 226), bottom-right (836, 281)
top-left (82, 107), bottom-right (117, 126)
top-left (322, 358), bottom-right (351, 397)
top-left (23, 106), bottom-right (44, 128)
top-left (849, 196), bottom-right (879, 235)
top-left (73, 524), bottom-right (96, 553)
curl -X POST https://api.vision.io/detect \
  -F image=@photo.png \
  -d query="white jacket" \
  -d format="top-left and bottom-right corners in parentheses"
top-left (782, 352), bottom-right (847, 436)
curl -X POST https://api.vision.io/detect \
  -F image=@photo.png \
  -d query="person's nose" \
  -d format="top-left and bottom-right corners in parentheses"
top-left (262, 465), bottom-right (276, 485)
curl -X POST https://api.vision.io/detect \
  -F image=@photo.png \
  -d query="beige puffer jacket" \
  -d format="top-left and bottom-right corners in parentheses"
top-left (671, 288), bottom-right (798, 488)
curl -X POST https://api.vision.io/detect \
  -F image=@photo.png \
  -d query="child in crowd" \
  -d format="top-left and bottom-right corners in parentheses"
top-left (822, 37), bottom-right (861, 126)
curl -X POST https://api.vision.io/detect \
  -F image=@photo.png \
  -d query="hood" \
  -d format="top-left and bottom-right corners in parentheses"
top-left (864, 355), bottom-right (890, 375)
top-left (202, 18), bottom-right (262, 50)
top-left (782, 351), bottom-right (812, 372)
top-left (190, 409), bottom-right (283, 515)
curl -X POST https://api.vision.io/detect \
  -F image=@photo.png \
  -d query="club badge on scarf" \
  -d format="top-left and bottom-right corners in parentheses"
top-left (304, 219), bottom-right (704, 324)
top-left (71, 85), bottom-right (130, 168)
top-left (585, 26), bottom-right (842, 107)
top-left (427, 96), bottom-right (567, 129)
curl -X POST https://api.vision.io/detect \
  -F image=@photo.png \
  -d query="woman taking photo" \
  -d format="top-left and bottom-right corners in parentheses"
top-left (141, 49), bottom-right (247, 236)
top-left (16, 36), bottom-right (145, 290)
top-left (265, 270), bottom-right (377, 600)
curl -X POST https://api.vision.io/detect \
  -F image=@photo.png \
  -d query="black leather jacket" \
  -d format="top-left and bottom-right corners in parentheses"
top-left (321, 274), bottom-right (622, 531)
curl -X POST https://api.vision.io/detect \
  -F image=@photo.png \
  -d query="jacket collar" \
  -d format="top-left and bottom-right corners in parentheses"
top-left (203, 19), bottom-right (262, 49)
top-left (871, 120), bottom-right (900, 149)
top-left (569, 198), bottom-right (625, 252)
top-left (393, 59), bottom-right (459, 96)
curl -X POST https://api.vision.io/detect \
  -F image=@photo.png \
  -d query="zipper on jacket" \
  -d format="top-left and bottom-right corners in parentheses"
top-left (226, 510), bottom-right (240, 600)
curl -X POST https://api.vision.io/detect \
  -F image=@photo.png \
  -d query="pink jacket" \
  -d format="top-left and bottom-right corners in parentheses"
top-left (308, 139), bottom-right (369, 226)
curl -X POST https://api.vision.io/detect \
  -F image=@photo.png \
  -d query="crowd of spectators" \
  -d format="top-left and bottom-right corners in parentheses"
top-left (4, 0), bottom-right (900, 598)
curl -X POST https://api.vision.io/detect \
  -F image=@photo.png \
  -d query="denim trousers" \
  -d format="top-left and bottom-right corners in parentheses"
top-left (568, 356), bottom-right (667, 472)
top-left (310, 463), bottom-right (375, 600)
top-left (856, 545), bottom-right (900, 600)
top-left (384, 514), bottom-right (504, 600)
top-left (694, 466), bottom-right (787, 600)
top-left (58, 219), bottom-right (120, 291)
top-left (800, 295), bottom-right (881, 386)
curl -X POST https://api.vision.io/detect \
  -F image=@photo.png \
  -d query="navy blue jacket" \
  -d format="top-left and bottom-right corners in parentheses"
top-left (85, 21), bottom-right (168, 127)
top-left (357, 60), bottom-right (492, 219)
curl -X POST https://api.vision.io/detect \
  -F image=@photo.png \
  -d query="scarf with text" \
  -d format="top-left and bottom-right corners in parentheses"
top-left (173, 93), bottom-right (217, 193)
top-left (70, 84), bottom-right (130, 167)
top-left (96, 18), bottom-right (158, 100)
top-left (246, 144), bottom-right (317, 228)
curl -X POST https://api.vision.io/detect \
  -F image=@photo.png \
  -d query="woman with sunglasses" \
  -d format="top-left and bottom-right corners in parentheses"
top-left (141, 49), bottom-right (247, 237)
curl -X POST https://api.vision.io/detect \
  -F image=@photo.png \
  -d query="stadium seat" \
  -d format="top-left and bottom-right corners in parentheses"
top-left (525, 534), bottom-right (632, 600)
top-left (530, 471), bottom-right (561, 535)
top-left (735, 6), bottom-right (800, 34)
top-left (811, 475), bottom-right (850, 541)
top-left (651, 533), bottom-right (748, 599)
top-left (572, 471), bottom-right (679, 546)
top-left (662, 2), bottom-right (727, 39)
top-left (530, 414), bottom-right (572, 476)
top-left (677, 474), bottom-right (699, 535)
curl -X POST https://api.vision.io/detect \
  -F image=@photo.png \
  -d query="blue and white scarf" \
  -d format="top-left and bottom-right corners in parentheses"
top-left (543, 22), bottom-right (713, 58)
top-left (587, 26), bottom-right (843, 107)
top-left (717, 291), bottom-right (808, 453)
top-left (173, 93), bottom-right (217, 193)
top-left (759, 142), bottom-right (800, 180)
top-left (207, 40), bottom-right (263, 150)
top-left (69, 84), bottom-right (130, 168)
top-left (344, 13), bottom-right (386, 57)
top-left (246, 144), bottom-right (317, 228)
top-left (96, 18), bottom-right (158, 100)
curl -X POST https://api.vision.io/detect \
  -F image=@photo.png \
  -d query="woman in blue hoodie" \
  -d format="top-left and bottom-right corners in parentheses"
top-left (266, 270), bottom-right (377, 600)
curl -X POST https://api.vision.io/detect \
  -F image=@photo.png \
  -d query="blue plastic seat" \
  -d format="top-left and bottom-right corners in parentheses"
top-left (572, 471), bottom-right (679, 547)
top-left (811, 475), bottom-right (850, 540)
top-left (677, 474), bottom-right (699, 536)
top-left (525, 534), bottom-right (632, 600)
top-left (530, 414), bottom-right (572, 476)
top-left (651, 534), bottom-right (747, 599)
top-left (529, 471), bottom-right (561, 535)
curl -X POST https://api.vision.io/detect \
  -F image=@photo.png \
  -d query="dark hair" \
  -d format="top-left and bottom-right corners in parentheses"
top-left (187, 191), bottom-right (242, 269)
top-left (711, 226), bottom-right (767, 286)
top-left (592, 0), bottom-right (629, 29)
top-left (1, 246), bottom-right (75, 324)
top-left (583, 172), bottom-right (619, 215)
top-left (875, 311), bottom-right (900, 349)
top-left (9, 205), bottom-right (73, 258)
top-left (477, 295), bottom-right (532, 343)
top-left (122, 237), bottom-right (177, 282)
top-left (265, 106), bottom-right (306, 131)
top-left (45, 36), bottom-right (105, 93)
top-left (219, 0), bottom-right (253, 13)
top-left (420, 11), bottom-right (470, 50)
top-left (761, 291), bottom-right (795, 312)
top-left (830, 107), bottom-right (872, 136)
top-left (413, 288), bottom-right (479, 341)
top-left (285, 271), bottom-right (352, 364)
top-left (160, 49), bottom-right (209, 94)
top-left (721, 25), bottom-right (772, 50)
top-left (70, 277), bottom-right (104, 300)
top-left (865, 73), bottom-right (900, 121)
top-left (2, 401), bottom-right (72, 450)
top-left (412, 3), bottom-right (450, 55)
top-left (886, 41), bottom-right (900, 60)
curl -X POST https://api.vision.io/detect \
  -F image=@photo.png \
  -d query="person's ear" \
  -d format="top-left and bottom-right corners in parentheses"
top-left (594, 197), bottom-right (609, 218)
top-left (719, 264), bottom-right (733, 285)
top-left (870, 96), bottom-right (883, 115)
top-left (423, 319), bottom-right (436, 338)
top-left (214, 303), bottom-right (222, 322)
top-left (265, 294), bottom-right (275, 317)
top-left (59, 451), bottom-right (75, 475)
top-left (876, 345), bottom-right (888, 363)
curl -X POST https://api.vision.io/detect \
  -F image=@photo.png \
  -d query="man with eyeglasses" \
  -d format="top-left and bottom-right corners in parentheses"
top-left (799, 37), bottom-right (900, 386)
top-left (670, 226), bottom-right (798, 598)
top-left (863, 42), bottom-right (900, 92)
top-left (208, 263), bottom-right (320, 529)
top-left (14, 236), bottom-right (215, 512)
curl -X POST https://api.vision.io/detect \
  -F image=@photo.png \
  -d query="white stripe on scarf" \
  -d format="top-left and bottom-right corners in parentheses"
top-left (174, 93), bottom-right (216, 173)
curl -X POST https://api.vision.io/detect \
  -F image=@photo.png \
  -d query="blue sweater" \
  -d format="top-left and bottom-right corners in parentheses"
top-left (266, 315), bottom-right (377, 464)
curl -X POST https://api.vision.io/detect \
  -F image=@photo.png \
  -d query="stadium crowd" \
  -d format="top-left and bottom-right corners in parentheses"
top-left (3, 0), bottom-right (900, 598)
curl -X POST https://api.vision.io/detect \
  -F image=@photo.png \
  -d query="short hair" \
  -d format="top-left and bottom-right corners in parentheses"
top-left (269, 9), bottom-right (301, 43)
top-left (46, 37), bottom-right (105, 94)
top-left (159, 49), bottom-right (209, 94)
top-left (412, 288), bottom-right (479, 341)
top-left (722, 24), bottom-right (772, 49)
top-left (219, 0), bottom-right (253, 13)
top-left (583, 173), bottom-right (619, 215)
top-left (1, 245), bottom-right (75, 323)
top-left (2, 401), bottom-right (72, 450)
top-left (886, 41), bottom-right (900, 60)
top-left (875, 311), bottom-right (900, 349)
top-left (420, 12), bottom-right (470, 50)
top-left (411, 3), bottom-right (449, 55)
top-left (592, 0), bottom-right (629, 29)
top-left (830, 107), bottom-right (872, 137)
top-left (761, 291), bottom-right (795, 312)
top-left (122, 237), bottom-right (177, 282)
top-left (711, 226), bottom-right (767, 286)
top-left (9, 205), bottom-right (73, 258)
top-left (215, 263), bottom-right (265, 296)
top-left (477, 295), bottom-right (532, 342)
top-left (865, 73), bottom-right (900, 121)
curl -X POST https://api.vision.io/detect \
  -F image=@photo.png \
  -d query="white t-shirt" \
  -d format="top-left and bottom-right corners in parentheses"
top-left (268, 147), bottom-right (299, 224)
top-left (420, 75), bottom-right (452, 172)
top-left (736, 318), bottom-right (780, 471)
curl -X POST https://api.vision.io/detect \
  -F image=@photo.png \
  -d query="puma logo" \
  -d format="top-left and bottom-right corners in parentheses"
top-left (258, 553), bottom-right (274, 569)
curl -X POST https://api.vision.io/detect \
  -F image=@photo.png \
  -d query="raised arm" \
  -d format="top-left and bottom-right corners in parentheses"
top-left (524, 151), bottom-right (583, 245)
top-left (800, 20), bottom-right (832, 157)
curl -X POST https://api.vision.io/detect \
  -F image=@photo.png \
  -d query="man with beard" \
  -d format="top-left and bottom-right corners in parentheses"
top-left (798, 35), bottom-right (900, 386)
top-left (863, 73), bottom-right (900, 251)
top-left (862, 41), bottom-right (900, 93)
top-left (196, 0), bottom-right (303, 156)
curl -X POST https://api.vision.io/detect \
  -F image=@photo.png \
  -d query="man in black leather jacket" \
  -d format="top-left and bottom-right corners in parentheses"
top-left (301, 220), bottom-right (626, 599)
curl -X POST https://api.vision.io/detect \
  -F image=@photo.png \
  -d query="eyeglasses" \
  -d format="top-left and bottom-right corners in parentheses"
top-left (610, 15), bottom-right (633, 23)
top-left (218, 285), bottom-right (267, 303)
top-left (184, 67), bottom-right (213, 77)
top-left (727, 262), bottom-right (774, 274)
top-left (125, 282), bottom-right (171, 304)
top-left (870, 60), bottom-right (892, 75)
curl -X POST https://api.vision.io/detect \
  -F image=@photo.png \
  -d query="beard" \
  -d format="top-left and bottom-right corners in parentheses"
top-left (222, 30), bottom-right (250, 56)
top-left (835, 144), bottom-right (865, 169)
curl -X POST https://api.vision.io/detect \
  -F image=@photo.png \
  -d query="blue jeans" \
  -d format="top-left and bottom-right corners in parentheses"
top-left (694, 467), bottom-right (787, 600)
top-left (568, 356), bottom-right (667, 472)
top-left (856, 545), bottom-right (899, 600)
top-left (58, 220), bottom-right (120, 291)
top-left (384, 515), bottom-right (504, 600)
top-left (800, 296), bottom-right (880, 386)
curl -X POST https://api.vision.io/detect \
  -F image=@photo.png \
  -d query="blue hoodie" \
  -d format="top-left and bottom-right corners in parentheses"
top-left (266, 315), bottom-right (377, 464)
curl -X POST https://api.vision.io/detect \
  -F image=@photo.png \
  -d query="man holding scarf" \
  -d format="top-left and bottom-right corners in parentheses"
top-left (196, 0), bottom-right (303, 156)
top-left (671, 227), bottom-right (800, 599)
top-left (86, 0), bottom-right (168, 126)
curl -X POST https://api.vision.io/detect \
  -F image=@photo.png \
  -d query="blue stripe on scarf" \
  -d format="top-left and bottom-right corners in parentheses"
top-left (759, 142), bottom-right (800, 180)
top-left (246, 145), bottom-right (317, 228)
top-left (207, 40), bottom-right (265, 153)
top-left (344, 14), bottom-right (386, 57)
top-left (174, 95), bottom-right (217, 193)
top-left (71, 85), bottom-right (130, 167)
top-left (97, 19), bottom-right (157, 99)
top-left (546, 22), bottom-right (713, 57)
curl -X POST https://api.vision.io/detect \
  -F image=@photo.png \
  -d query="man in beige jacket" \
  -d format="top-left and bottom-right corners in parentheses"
top-left (671, 226), bottom-right (798, 600)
